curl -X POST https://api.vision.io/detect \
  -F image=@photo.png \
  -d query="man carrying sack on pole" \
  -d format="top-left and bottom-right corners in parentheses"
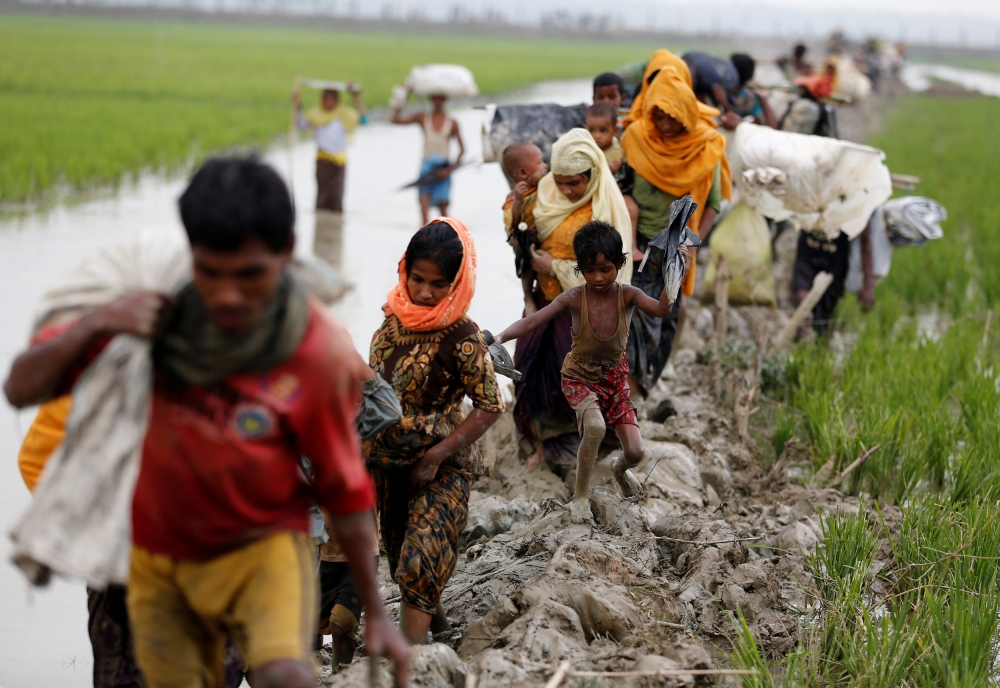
top-left (293, 82), bottom-right (366, 270)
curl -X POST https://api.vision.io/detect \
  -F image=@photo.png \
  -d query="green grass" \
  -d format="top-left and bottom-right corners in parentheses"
top-left (731, 94), bottom-right (1000, 683)
top-left (0, 13), bottom-right (680, 202)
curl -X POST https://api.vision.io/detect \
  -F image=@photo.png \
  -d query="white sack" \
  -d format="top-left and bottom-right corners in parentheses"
top-left (405, 64), bottom-right (479, 99)
top-left (730, 123), bottom-right (892, 240)
top-left (832, 54), bottom-right (872, 102)
top-left (11, 228), bottom-right (189, 589)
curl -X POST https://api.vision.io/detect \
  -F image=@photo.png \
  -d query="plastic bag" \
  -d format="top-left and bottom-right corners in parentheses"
top-left (883, 196), bottom-right (946, 247)
top-left (683, 51), bottom-right (740, 95)
top-left (356, 376), bottom-right (402, 440)
top-left (701, 201), bottom-right (777, 307)
top-left (406, 64), bottom-right (479, 99)
top-left (481, 103), bottom-right (586, 165)
top-left (731, 123), bottom-right (892, 240)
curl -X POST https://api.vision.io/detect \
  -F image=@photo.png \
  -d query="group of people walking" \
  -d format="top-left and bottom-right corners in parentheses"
top-left (5, 47), bottom-right (807, 688)
top-left (507, 49), bottom-right (732, 473)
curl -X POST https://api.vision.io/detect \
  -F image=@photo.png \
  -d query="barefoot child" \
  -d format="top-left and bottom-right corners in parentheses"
top-left (585, 103), bottom-right (642, 266)
top-left (502, 142), bottom-right (549, 315)
top-left (493, 220), bottom-right (678, 520)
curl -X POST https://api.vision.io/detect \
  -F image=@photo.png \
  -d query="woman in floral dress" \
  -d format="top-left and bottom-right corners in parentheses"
top-left (364, 217), bottom-right (503, 644)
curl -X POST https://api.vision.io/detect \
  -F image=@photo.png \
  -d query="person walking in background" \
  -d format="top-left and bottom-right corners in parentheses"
top-left (294, 84), bottom-right (366, 270)
top-left (714, 53), bottom-right (778, 130)
top-left (391, 92), bottom-right (465, 225)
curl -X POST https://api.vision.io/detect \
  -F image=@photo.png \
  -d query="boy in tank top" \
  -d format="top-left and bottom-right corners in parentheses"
top-left (492, 220), bottom-right (683, 522)
top-left (391, 92), bottom-right (465, 225)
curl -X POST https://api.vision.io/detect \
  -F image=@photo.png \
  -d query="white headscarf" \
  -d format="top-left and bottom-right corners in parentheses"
top-left (533, 128), bottom-right (633, 284)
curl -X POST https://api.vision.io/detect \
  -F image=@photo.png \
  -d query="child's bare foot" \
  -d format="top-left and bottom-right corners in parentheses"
top-left (612, 458), bottom-right (642, 498)
top-left (568, 498), bottom-right (594, 524)
top-left (525, 451), bottom-right (542, 471)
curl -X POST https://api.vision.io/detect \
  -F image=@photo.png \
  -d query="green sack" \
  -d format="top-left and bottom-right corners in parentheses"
top-left (701, 200), bottom-right (777, 307)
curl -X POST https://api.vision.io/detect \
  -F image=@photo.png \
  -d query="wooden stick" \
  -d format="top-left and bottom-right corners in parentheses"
top-left (656, 620), bottom-right (686, 629)
top-left (568, 669), bottom-right (759, 677)
top-left (772, 271), bottom-right (834, 351)
top-left (544, 661), bottom-right (572, 688)
top-left (766, 437), bottom-right (799, 483)
top-left (712, 257), bottom-right (730, 397)
top-left (655, 535), bottom-right (763, 546)
top-left (826, 445), bottom-right (881, 490)
top-left (734, 382), bottom-right (757, 440)
top-left (288, 76), bottom-right (300, 210)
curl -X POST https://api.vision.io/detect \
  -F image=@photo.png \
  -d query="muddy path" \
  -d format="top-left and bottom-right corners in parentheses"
top-left (319, 86), bottom-right (907, 687)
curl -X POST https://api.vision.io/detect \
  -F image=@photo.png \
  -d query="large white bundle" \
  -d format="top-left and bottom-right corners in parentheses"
top-left (731, 123), bottom-right (892, 240)
top-left (406, 64), bottom-right (479, 99)
top-left (832, 54), bottom-right (872, 102)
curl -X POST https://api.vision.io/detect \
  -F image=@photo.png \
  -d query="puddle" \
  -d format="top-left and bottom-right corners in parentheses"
top-left (0, 80), bottom-right (591, 687)
top-left (901, 63), bottom-right (1000, 97)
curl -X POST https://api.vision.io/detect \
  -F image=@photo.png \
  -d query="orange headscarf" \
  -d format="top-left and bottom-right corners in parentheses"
top-left (622, 68), bottom-right (733, 296)
top-left (622, 49), bottom-right (718, 129)
top-left (383, 217), bottom-right (477, 332)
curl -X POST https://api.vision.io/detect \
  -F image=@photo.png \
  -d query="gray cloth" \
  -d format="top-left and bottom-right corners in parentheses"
top-left (11, 336), bottom-right (152, 588)
top-left (153, 274), bottom-right (309, 387)
top-left (357, 376), bottom-right (403, 441)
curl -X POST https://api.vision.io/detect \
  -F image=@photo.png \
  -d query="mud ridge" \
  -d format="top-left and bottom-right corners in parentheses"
top-left (320, 88), bottom-right (903, 687)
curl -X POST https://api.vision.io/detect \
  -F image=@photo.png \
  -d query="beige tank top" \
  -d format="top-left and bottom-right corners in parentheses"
top-left (561, 284), bottom-right (631, 384)
top-left (422, 114), bottom-right (453, 159)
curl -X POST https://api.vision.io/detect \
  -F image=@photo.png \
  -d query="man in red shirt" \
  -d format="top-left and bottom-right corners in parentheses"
top-left (4, 157), bottom-right (409, 688)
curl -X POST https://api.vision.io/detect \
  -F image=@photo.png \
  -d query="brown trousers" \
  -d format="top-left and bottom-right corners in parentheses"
top-left (315, 159), bottom-right (346, 212)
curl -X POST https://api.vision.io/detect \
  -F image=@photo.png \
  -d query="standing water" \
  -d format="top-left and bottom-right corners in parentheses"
top-left (0, 80), bottom-right (592, 687)
top-left (901, 63), bottom-right (1000, 97)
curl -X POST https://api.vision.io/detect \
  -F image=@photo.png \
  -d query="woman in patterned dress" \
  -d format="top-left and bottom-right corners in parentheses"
top-left (364, 218), bottom-right (503, 644)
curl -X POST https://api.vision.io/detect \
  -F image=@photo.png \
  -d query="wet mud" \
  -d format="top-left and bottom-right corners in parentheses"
top-left (313, 83), bottom-right (924, 688)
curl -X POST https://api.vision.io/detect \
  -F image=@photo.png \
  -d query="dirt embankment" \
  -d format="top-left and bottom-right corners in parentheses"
top-left (320, 87), bottom-right (902, 687)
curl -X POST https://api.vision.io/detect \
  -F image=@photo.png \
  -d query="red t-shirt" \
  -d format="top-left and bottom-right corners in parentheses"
top-left (36, 301), bottom-right (376, 561)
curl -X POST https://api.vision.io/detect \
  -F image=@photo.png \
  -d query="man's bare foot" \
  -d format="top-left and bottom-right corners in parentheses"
top-left (525, 451), bottom-right (542, 471)
top-left (568, 498), bottom-right (594, 524)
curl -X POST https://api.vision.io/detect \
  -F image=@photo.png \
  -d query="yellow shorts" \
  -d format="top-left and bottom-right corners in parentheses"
top-left (127, 531), bottom-right (317, 688)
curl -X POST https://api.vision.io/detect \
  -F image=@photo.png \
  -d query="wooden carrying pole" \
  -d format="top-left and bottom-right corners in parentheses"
top-left (288, 76), bottom-right (300, 210)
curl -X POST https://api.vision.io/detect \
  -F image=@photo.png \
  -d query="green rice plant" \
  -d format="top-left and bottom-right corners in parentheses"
top-left (770, 409), bottom-right (797, 461)
top-left (726, 609), bottom-right (775, 688)
top-left (0, 13), bottom-right (698, 201)
top-left (915, 591), bottom-right (1000, 687)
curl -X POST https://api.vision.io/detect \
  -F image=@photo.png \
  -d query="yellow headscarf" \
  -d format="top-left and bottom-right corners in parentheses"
top-left (622, 49), bottom-right (719, 130)
top-left (533, 128), bottom-right (633, 284)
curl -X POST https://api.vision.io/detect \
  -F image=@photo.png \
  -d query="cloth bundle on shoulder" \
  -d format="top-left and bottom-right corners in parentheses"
top-left (731, 123), bottom-right (892, 240)
top-left (11, 227), bottom-right (191, 589)
top-left (701, 200), bottom-right (777, 307)
top-left (405, 64), bottom-right (478, 99)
